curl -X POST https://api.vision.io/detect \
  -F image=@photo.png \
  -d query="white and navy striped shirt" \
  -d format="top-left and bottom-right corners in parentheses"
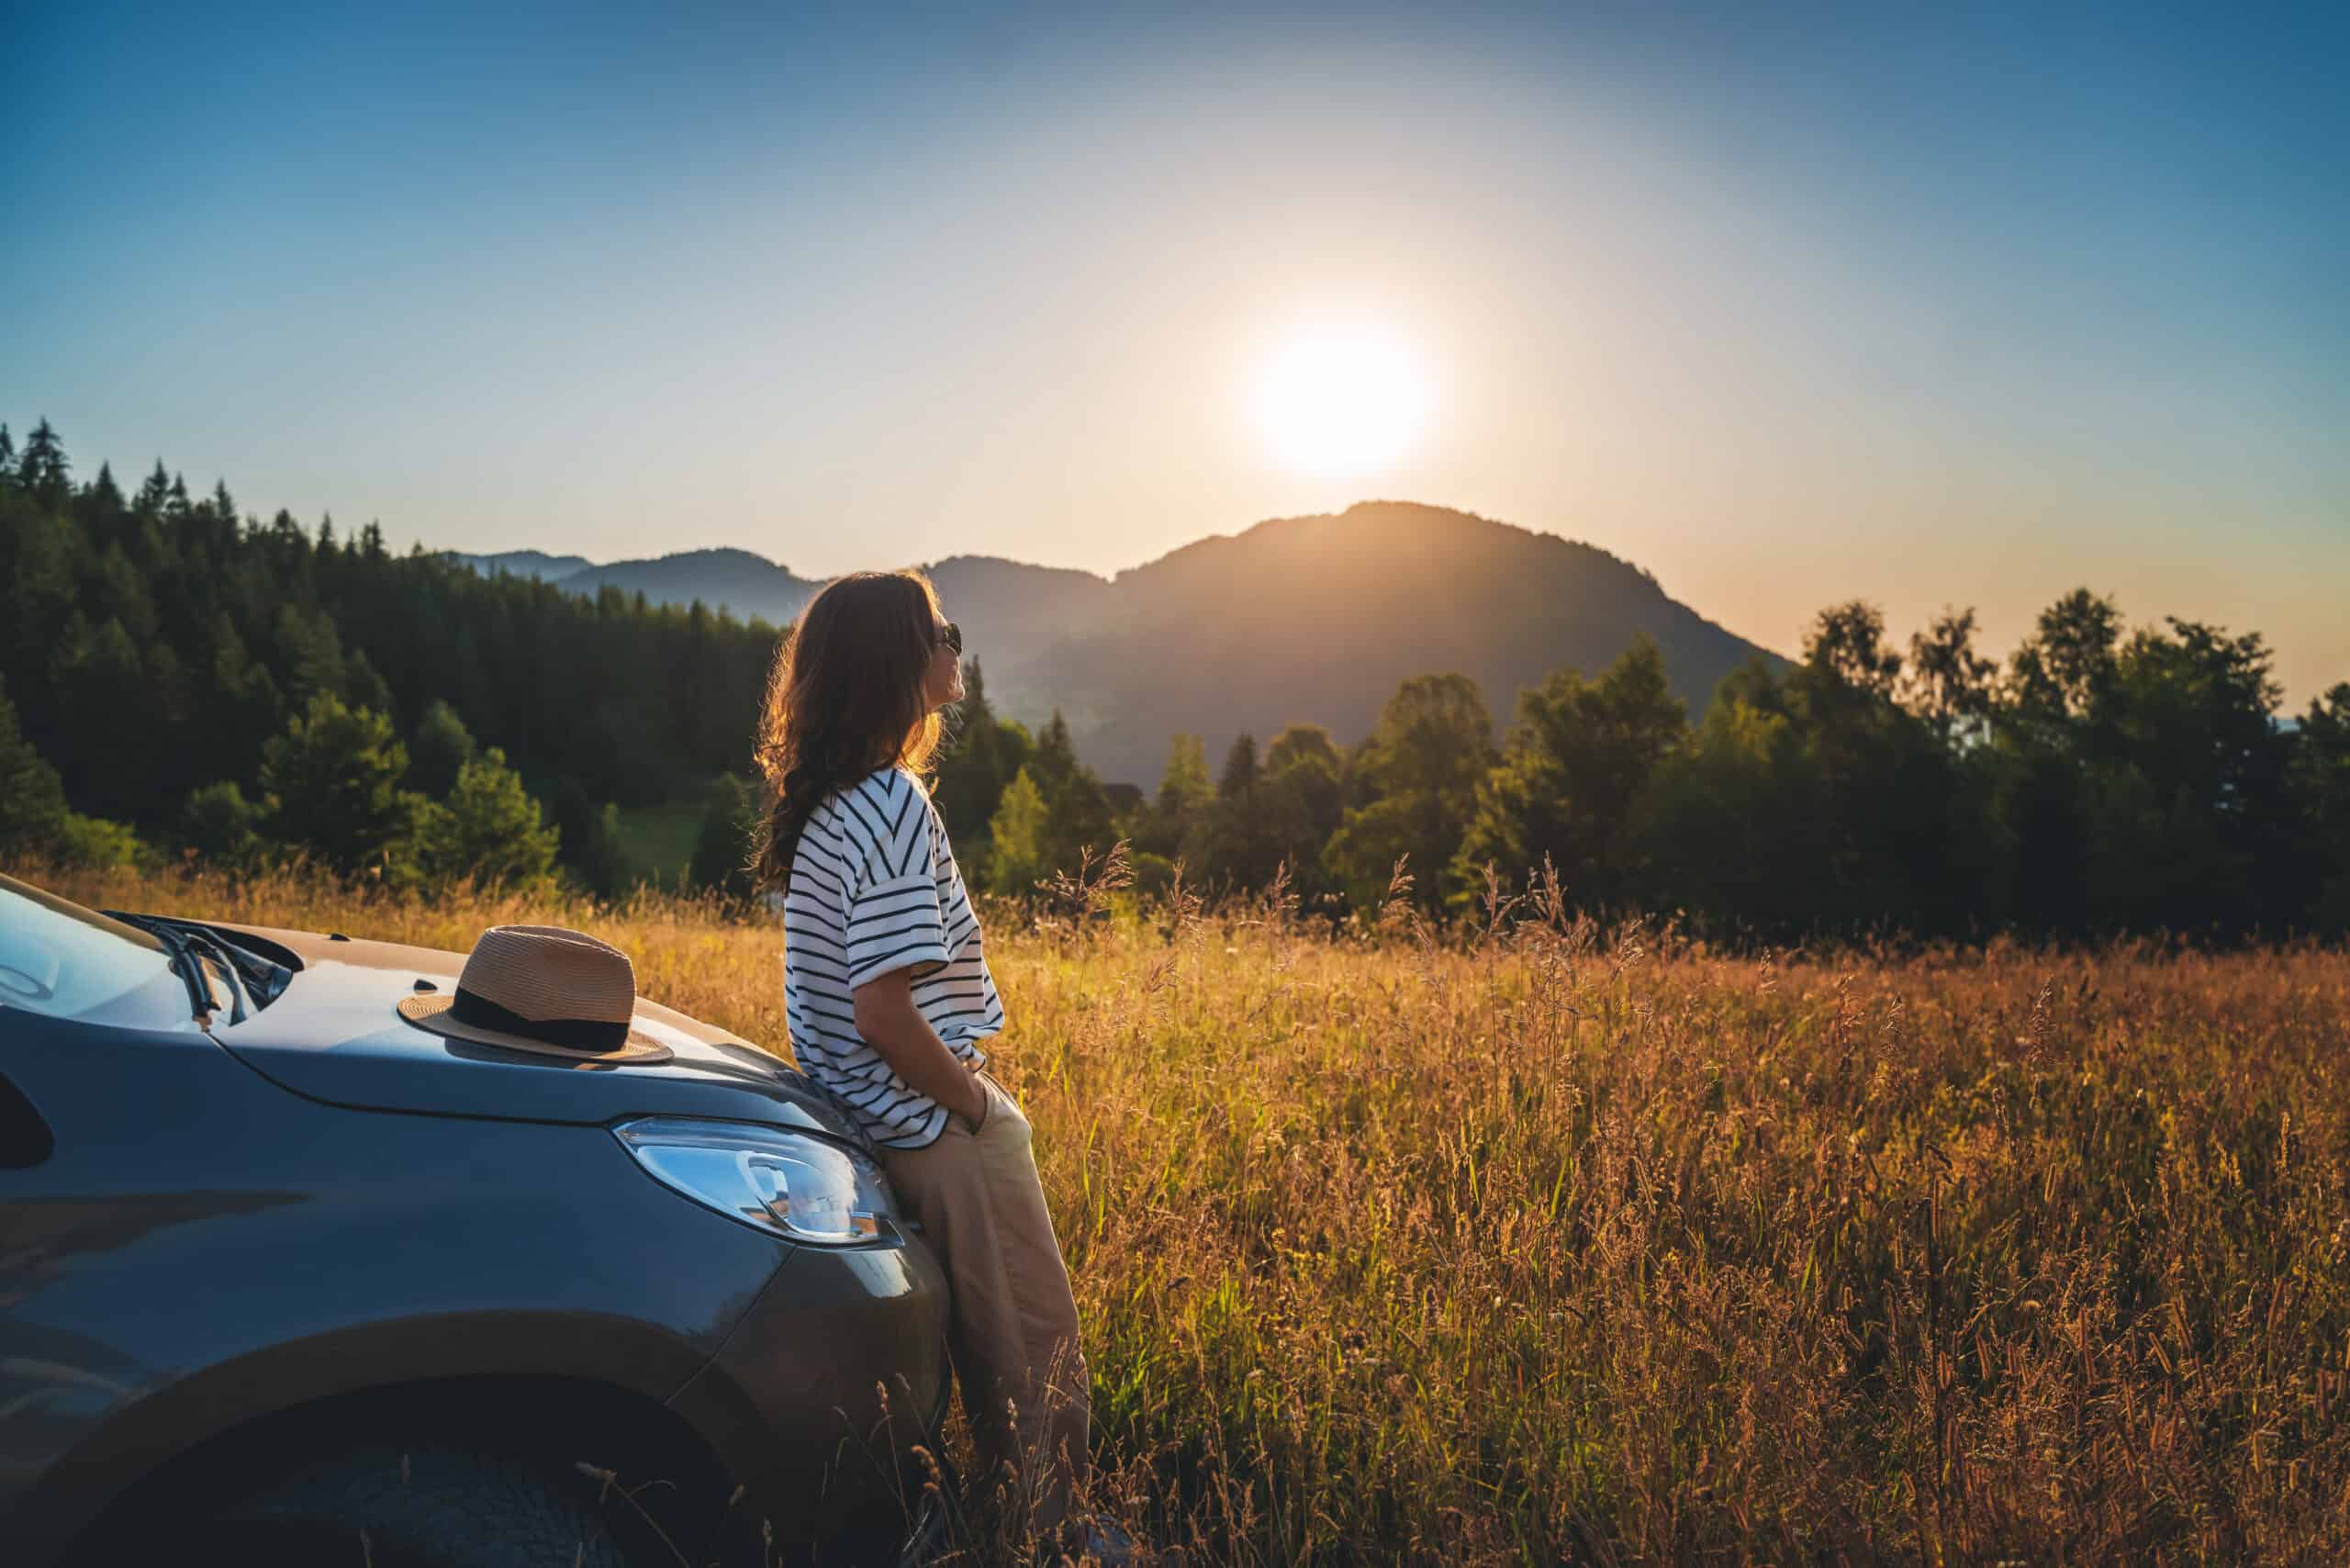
top-left (782, 765), bottom-right (1002, 1148)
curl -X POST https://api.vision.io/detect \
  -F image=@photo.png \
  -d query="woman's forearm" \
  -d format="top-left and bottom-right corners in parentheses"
top-left (854, 971), bottom-right (986, 1125)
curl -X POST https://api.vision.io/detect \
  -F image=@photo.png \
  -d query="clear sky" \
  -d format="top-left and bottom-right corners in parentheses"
top-left (8, 0), bottom-right (2345, 705)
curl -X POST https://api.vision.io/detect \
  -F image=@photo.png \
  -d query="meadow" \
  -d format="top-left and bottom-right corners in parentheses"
top-left (28, 861), bottom-right (2350, 1565)
top-left (612, 798), bottom-right (716, 888)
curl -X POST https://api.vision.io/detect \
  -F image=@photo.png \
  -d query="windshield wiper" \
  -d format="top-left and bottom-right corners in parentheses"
top-left (182, 930), bottom-right (252, 1024)
top-left (106, 913), bottom-right (291, 1014)
top-left (130, 919), bottom-right (218, 1023)
top-left (111, 914), bottom-right (247, 1025)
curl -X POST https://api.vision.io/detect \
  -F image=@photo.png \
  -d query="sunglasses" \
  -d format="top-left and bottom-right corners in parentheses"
top-left (934, 621), bottom-right (963, 655)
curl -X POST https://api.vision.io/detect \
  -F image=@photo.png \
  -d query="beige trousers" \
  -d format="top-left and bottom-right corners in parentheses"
top-left (877, 1071), bottom-right (1090, 1526)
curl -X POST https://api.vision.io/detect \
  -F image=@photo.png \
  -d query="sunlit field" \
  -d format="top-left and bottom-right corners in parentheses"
top-left (26, 862), bottom-right (2350, 1564)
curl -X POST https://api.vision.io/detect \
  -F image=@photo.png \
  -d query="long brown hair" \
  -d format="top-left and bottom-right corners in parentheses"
top-left (752, 570), bottom-right (946, 893)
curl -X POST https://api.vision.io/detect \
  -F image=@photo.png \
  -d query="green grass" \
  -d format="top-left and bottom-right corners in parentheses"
top-left (610, 799), bottom-right (707, 889)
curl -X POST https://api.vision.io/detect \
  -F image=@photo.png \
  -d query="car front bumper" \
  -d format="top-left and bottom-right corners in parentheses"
top-left (667, 1231), bottom-right (953, 1549)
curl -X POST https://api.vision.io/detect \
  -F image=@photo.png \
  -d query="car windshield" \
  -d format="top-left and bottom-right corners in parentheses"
top-left (0, 874), bottom-right (202, 1031)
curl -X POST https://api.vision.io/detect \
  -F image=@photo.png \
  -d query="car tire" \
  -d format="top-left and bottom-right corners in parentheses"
top-left (203, 1445), bottom-right (640, 1568)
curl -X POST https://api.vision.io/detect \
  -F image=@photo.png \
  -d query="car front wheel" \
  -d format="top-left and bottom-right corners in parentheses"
top-left (203, 1446), bottom-right (641, 1568)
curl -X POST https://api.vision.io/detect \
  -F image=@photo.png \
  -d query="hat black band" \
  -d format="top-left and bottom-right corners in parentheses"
top-left (450, 986), bottom-right (631, 1051)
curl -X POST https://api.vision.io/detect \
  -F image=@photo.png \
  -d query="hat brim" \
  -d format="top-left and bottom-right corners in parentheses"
top-left (395, 993), bottom-right (675, 1066)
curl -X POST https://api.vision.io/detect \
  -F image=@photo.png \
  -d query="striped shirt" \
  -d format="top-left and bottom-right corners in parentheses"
top-left (782, 765), bottom-right (1002, 1148)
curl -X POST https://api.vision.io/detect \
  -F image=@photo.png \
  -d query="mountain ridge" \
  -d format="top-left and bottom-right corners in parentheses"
top-left (982, 501), bottom-right (1777, 781)
top-left (453, 501), bottom-right (1787, 782)
top-left (552, 547), bottom-right (813, 626)
top-left (455, 548), bottom-right (596, 582)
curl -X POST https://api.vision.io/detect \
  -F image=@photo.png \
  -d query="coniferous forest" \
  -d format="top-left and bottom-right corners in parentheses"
top-left (0, 420), bottom-right (775, 896)
top-left (3, 416), bottom-right (2345, 942)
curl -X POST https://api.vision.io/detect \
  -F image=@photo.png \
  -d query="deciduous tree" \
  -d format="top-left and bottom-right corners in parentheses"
top-left (1325, 674), bottom-right (1494, 908)
top-left (986, 767), bottom-right (1051, 894)
top-left (1454, 637), bottom-right (1686, 910)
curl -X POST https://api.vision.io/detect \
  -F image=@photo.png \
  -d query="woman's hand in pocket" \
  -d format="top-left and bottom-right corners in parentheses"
top-left (957, 1069), bottom-right (990, 1135)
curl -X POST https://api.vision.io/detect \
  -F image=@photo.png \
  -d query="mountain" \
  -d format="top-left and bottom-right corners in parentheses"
top-left (556, 548), bottom-right (819, 627)
top-left (454, 503), bottom-right (1785, 787)
top-left (452, 544), bottom-right (1112, 659)
top-left (982, 501), bottom-right (1785, 785)
top-left (922, 554), bottom-right (1115, 676)
top-left (449, 548), bottom-right (595, 582)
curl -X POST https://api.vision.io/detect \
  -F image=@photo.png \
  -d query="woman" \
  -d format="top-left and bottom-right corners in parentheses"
top-left (750, 570), bottom-right (1113, 1554)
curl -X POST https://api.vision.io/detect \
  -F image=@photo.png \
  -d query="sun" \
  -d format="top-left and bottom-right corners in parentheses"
top-left (1249, 323), bottom-right (1434, 479)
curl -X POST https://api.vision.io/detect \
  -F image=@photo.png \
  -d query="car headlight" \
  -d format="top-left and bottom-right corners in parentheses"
top-left (612, 1117), bottom-right (898, 1245)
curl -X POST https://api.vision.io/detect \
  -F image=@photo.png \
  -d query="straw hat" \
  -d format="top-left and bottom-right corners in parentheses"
top-left (396, 924), bottom-right (674, 1065)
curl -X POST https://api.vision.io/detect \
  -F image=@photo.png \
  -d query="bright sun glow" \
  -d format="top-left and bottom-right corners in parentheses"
top-left (1250, 323), bottom-right (1434, 479)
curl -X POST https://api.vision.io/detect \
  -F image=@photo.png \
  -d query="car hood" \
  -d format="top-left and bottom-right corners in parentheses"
top-left (204, 922), bottom-right (847, 1138)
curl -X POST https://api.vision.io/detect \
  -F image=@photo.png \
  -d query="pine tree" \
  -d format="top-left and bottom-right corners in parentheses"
top-left (1189, 733), bottom-right (1288, 891)
top-left (0, 423), bottom-right (784, 844)
top-left (932, 660), bottom-right (1032, 879)
top-left (207, 613), bottom-right (287, 780)
top-left (1033, 711), bottom-right (1080, 787)
top-left (343, 648), bottom-right (396, 719)
top-left (259, 694), bottom-right (419, 875)
top-left (408, 700), bottom-right (477, 797)
top-left (137, 460), bottom-right (173, 516)
top-left (0, 675), bottom-right (71, 860)
top-left (415, 747), bottom-right (561, 893)
top-left (275, 603), bottom-right (348, 706)
top-left (18, 418), bottom-right (70, 500)
top-left (1026, 710), bottom-right (1113, 873)
top-left (539, 775), bottom-right (633, 899)
top-left (46, 617), bottom-right (155, 819)
top-left (180, 781), bottom-right (266, 869)
top-left (684, 773), bottom-right (760, 901)
top-left (1218, 734), bottom-right (1259, 801)
top-left (1156, 734), bottom-right (1211, 817)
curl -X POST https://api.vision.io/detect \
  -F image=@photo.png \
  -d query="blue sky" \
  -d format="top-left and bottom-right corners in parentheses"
top-left (7, 0), bottom-right (2345, 703)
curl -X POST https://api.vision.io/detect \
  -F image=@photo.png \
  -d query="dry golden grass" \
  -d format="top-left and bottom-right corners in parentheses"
top-left (28, 862), bottom-right (2350, 1565)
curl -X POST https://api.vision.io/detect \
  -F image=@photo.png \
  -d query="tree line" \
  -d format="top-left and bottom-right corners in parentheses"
top-left (0, 418), bottom-right (778, 894)
top-left (684, 572), bottom-right (2350, 943)
top-left (4, 416), bottom-right (2345, 939)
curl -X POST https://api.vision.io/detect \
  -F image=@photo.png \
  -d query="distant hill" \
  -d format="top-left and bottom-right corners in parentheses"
top-left (983, 501), bottom-right (1785, 785)
top-left (450, 548), bottom-right (595, 582)
top-left (556, 548), bottom-right (818, 627)
top-left (449, 546), bottom-right (818, 625)
top-left (923, 554), bottom-right (1116, 676)
top-left (454, 502), bottom-right (1785, 786)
